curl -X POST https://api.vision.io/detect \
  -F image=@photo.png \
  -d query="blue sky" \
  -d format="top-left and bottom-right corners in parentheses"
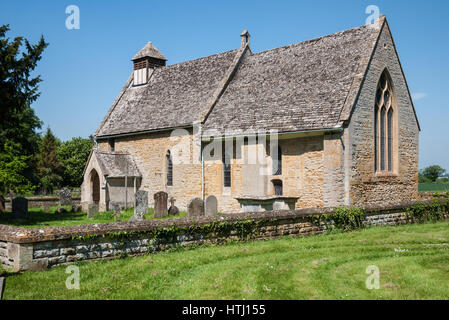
top-left (0, 0), bottom-right (448, 170)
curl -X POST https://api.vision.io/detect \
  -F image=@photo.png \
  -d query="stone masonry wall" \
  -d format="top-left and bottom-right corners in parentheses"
top-left (347, 23), bottom-right (419, 206)
top-left (4, 196), bottom-right (81, 211)
top-left (1, 200), bottom-right (445, 272)
top-left (94, 128), bottom-right (202, 212)
top-left (204, 133), bottom-right (325, 213)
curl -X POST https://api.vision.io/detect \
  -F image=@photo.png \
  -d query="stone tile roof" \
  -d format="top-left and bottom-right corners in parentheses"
top-left (96, 49), bottom-right (239, 137)
top-left (202, 23), bottom-right (381, 135)
top-left (94, 151), bottom-right (141, 177)
top-left (96, 19), bottom-right (385, 138)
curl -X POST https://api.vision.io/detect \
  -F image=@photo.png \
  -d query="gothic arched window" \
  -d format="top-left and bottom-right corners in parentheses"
top-left (374, 70), bottom-right (395, 173)
top-left (166, 150), bottom-right (173, 186)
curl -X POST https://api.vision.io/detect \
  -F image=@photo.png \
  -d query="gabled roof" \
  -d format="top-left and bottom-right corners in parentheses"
top-left (96, 49), bottom-right (239, 137)
top-left (132, 41), bottom-right (167, 61)
top-left (94, 151), bottom-right (141, 178)
top-left (96, 16), bottom-right (418, 139)
top-left (202, 22), bottom-right (381, 136)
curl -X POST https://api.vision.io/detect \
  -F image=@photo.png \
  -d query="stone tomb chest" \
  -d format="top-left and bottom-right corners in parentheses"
top-left (235, 196), bottom-right (299, 213)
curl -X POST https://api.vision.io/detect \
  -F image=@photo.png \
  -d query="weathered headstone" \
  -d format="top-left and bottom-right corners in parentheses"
top-left (0, 195), bottom-right (5, 213)
top-left (111, 202), bottom-right (121, 221)
top-left (205, 195), bottom-right (218, 216)
top-left (153, 191), bottom-right (168, 218)
top-left (87, 203), bottom-right (98, 218)
top-left (59, 187), bottom-right (72, 206)
top-left (188, 198), bottom-right (204, 217)
top-left (12, 197), bottom-right (28, 219)
top-left (168, 197), bottom-right (179, 216)
top-left (135, 190), bottom-right (149, 216)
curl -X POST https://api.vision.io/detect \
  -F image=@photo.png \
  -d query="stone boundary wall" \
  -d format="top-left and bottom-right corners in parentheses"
top-left (4, 196), bottom-right (81, 210)
top-left (0, 200), bottom-right (447, 271)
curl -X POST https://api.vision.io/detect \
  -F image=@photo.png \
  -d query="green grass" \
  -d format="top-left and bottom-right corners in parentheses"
top-left (419, 183), bottom-right (449, 192)
top-left (2, 221), bottom-right (449, 300)
top-left (0, 207), bottom-right (187, 228)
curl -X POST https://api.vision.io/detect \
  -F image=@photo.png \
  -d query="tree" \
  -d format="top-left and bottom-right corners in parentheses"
top-left (0, 142), bottom-right (35, 195)
top-left (37, 128), bottom-right (63, 194)
top-left (58, 137), bottom-right (93, 187)
top-left (0, 24), bottom-right (48, 193)
top-left (420, 165), bottom-right (446, 183)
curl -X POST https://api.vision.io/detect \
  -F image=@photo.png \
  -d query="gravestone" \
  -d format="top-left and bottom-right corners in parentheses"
top-left (0, 195), bottom-right (5, 213)
top-left (205, 195), bottom-right (218, 216)
top-left (135, 190), bottom-right (149, 216)
top-left (188, 198), bottom-right (204, 217)
top-left (87, 203), bottom-right (98, 218)
top-left (59, 187), bottom-right (72, 206)
top-left (111, 202), bottom-right (121, 221)
top-left (12, 197), bottom-right (28, 219)
top-left (168, 197), bottom-right (179, 216)
top-left (153, 191), bottom-right (168, 218)
top-left (0, 277), bottom-right (5, 300)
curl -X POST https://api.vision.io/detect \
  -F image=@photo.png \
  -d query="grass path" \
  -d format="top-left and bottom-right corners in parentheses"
top-left (2, 221), bottom-right (449, 300)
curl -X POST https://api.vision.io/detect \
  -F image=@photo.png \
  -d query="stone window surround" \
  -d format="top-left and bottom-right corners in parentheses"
top-left (374, 68), bottom-right (398, 177)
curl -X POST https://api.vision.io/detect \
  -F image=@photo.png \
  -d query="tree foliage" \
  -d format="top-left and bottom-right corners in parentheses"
top-left (58, 137), bottom-right (93, 187)
top-left (37, 128), bottom-right (62, 194)
top-left (420, 165), bottom-right (446, 183)
top-left (0, 24), bottom-right (48, 194)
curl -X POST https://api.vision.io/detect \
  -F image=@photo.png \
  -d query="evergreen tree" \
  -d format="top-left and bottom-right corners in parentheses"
top-left (0, 24), bottom-right (48, 193)
top-left (37, 128), bottom-right (62, 194)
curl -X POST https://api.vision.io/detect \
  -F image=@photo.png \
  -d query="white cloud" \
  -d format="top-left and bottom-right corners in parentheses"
top-left (411, 92), bottom-right (428, 101)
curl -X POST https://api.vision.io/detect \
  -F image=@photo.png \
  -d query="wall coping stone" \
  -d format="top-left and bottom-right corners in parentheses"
top-left (4, 196), bottom-right (81, 203)
top-left (0, 199), bottom-right (445, 244)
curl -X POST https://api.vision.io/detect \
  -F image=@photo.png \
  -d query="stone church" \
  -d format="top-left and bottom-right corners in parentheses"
top-left (81, 16), bottom-right (420, 214)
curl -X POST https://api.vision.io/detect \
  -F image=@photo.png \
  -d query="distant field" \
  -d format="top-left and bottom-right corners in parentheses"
top-left (2, 221), bottom-right (449, 300)
top-left (418, 183), bottom-right (449, 192)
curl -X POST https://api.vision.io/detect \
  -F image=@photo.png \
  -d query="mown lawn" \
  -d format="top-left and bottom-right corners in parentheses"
top-left (419, 183), bottom-right (449, 192)
top-left (2, 221), bottom-right (449, 300)
top-left (0, 207), bottom-right (187, 228)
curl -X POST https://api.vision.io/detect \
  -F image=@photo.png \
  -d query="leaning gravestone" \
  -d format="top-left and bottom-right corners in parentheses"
top-left (12, 197), bottom-right (28, 219)
top-left (87, 203), bottom-right (98, 218)
top-left (153, 191), bottom-right (168, 218)
top-left (59, 187), bottom-right (72, 206)
top-left (188, 198), bottom-right (204, 217)
top-left (205, 195), bottom-right (218, 216)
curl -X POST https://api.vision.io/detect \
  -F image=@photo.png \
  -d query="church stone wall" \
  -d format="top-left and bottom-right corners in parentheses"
top-left (204, 134), bottom-right (326, 213)
top-left (347, 24), bottom-right (419, 206)
top-left (97, 129), bottom-right (202, 212)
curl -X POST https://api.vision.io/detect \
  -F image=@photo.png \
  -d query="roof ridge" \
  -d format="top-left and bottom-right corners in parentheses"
top-left (251, 23), bottom-right (372, 57)
top-left (162, 48), bottom-right (239, 69)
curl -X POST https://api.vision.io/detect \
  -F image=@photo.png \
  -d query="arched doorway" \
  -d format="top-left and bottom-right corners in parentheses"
top-left (90, 169), bottom-right (100, 204)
